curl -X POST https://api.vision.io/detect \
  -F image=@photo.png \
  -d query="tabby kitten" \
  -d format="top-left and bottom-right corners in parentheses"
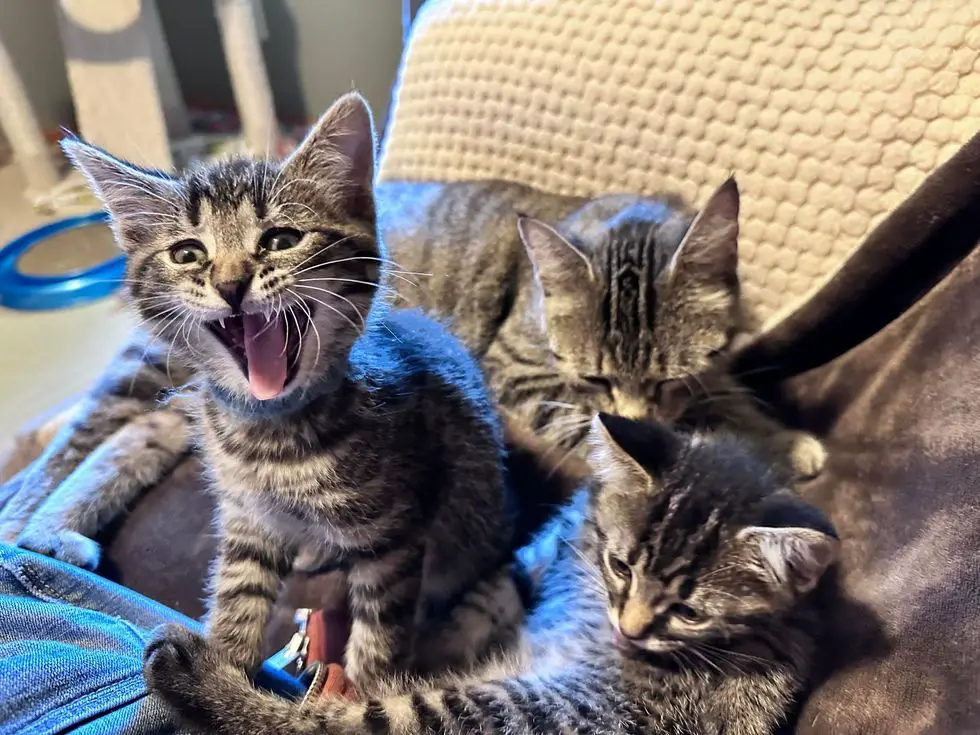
top-left (145, 413), bottom-right (838, 735)
top-left (64, 92), bottom-right (522, 691)
top-left (380, 178), bottom-right (825, 478)
top-left (0, 332), bottom-right (192, 570)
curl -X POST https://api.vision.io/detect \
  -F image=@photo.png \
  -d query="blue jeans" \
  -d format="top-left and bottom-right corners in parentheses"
top-left (0, 545), bottom-right (302, 735)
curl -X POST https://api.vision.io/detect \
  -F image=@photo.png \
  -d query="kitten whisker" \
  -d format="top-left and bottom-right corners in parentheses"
top-left (700, 643), bottom-right (770, 666)
top-left (179, 314), bottom-right (205, 360)
top-left (537, 400), bottom-right (580, 411)
top-left (288, 236), bottom-right (357, 272)
top-left (561, 540), bottom-right (605, 590)
top-left (291, 284), bottom-right (366, 329)
top-left (279, 296), bottom-right (290, 358)
top-left (696, 565), bottom-right (740, 582)
top-left (544, 412), bottom-right (591, 428)
top-left (295, 276), bottom-right (378, 291)
top-left (101, 179), bottom-right (179, 212)
top-left (546, 440), bottom-right (588, 480)
top-left (167, 311), bottom-right (194, 378)
top-left (291, 296), bottom-right (319, 374)
top-left (292, 255), bottom-right (429, 280)
top-left (288, 285), bottom-right (359, 332)
top-left (272, 176), bottom-right (324, 195)
top-left (685, 643), bottom-right (725, 676)
top-left (276, 199), bottom-right (319, 220)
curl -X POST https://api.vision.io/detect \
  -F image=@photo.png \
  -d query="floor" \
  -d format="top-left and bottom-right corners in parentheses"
top-left (0, 162), bottom-right (134, 452)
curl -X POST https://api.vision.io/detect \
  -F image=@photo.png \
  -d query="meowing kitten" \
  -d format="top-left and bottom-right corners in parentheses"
top-left (0, 333), bottom-right (192, 569)
top-left (381, 178), bottom-right (825, 479)
top-left (144, 413), bottom-right (838, 735)
top-left (64, 92), bottom-right (524, 691)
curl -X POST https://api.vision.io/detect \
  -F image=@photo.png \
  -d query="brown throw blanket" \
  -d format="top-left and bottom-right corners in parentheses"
top-left (733, 130), bottom-right (980, 734)
top-left (5, 131), bottom-right (980, 729)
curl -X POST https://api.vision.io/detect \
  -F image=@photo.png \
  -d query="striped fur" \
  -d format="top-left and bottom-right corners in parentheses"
top-left (380, 178), bottom-right (825, 479)
top-left (65, 93), bottom-right (523, 693)
top-left (145, 419), bottom-right (838, 735)
top-left (0, 331), bottom-right (193, 569)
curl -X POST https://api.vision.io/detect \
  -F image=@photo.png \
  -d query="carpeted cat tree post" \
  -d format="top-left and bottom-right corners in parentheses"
top-left (214, 0), bottom-right (279, 155)
top-left (0, 34), bottom-right (59, 200)
top-left (57, 0), bottom-right (278, 168)
top-left (56, 0), bottom-right (189, 170)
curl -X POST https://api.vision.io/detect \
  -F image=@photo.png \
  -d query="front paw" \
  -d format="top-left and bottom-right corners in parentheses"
top-left (17, 529), bottom-right (102, 571)
top-left (784, 431), bottom-right (827, 480)
top-left (144, 623), bottom-right (213, 708)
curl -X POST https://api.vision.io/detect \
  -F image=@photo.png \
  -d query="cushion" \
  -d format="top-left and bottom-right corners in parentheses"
top-left (379, 0), bottom-right (980, 327)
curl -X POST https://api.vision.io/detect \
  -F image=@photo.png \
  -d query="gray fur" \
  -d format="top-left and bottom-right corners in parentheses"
top-left (0, 331), bottom-right (193, 569)
top-left (144, 416), bottom-right (838, 735)
top-left (380, 178), bottom-right (825, 478)
top-left (64, 92), bottom-right (523, 692)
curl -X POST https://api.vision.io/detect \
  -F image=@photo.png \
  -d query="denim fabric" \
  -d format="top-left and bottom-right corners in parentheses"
top-left (0, 545), bottom-right (303, 735)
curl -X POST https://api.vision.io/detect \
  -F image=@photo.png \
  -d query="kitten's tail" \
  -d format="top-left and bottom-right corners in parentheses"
top-left (162, 650), bottom-right (621, 735)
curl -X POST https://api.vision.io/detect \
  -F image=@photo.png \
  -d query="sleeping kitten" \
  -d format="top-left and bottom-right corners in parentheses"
top-left (144, 413), bottom-right (838, 735)
top-left (380, 178), bottom-right (825, 479)
top-left (64, 92), bottom-right (523, 692)
top-left (0, 333), bottom-right (192, 569)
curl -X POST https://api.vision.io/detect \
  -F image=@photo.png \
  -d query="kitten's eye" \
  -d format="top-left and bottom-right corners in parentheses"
top-left (608, 556), bottom-right (632, 581)
top-left (584, 376), bottom-right (613, 394)
top-left (672, 603), bottom-right (702, 624)
top-left (169, 240), bottom-right (207, 265)
top-left (260, 228), bottom-right (303, 252)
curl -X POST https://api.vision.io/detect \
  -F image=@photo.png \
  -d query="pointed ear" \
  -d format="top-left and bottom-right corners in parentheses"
top-left (280, 92), bottom-right (376, 217)
top-left (61, 137), bottom-right (182, 246)
top-left (667, 176), bottom-right (739, 287)
top-left (587, 413), bottom-right (682, 489)
top-left (588, 413), bottom-right (649, 490)
top-left (518, 215), bottom-right (594, 293)
top-left (737, 526), bottom-right (839, 595)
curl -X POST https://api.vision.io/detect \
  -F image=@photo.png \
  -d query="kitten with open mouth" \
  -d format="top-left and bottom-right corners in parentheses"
top-left (66, 93), bottom-right (526, 702)
top-left (64, 100), bottom-right (386, 408)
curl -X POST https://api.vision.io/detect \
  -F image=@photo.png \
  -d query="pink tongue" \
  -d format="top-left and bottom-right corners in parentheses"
top-left (243, 313), bottom-right (288, 400)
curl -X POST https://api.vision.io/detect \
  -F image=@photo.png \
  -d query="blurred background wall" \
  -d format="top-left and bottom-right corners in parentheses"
top-left (0, 0), bottom-right (404, 146)
top-left (0, 0), bottom-right (406, 449)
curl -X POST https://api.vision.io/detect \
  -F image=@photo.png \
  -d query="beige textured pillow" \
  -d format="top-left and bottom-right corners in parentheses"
top-left (379, 0), bottom-right (980, 328)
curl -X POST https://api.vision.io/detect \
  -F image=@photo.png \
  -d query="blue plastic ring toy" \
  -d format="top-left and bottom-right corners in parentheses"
top-left (0, 211), bottom-right (125, 311)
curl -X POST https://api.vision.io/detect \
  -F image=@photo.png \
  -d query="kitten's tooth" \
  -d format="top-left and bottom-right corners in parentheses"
top-left (219, 318), bottom-right (226, 328)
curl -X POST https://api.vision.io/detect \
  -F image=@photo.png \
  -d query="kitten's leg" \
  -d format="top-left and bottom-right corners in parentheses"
top-left (17, 409), bottom-right (189, 570)
top-left (145, 624), bottom-right (623, 735)
top-left (698, 382), bottom-right (827, 480)
top-left (345, 544), bottom-right (425, 692)
top-left (703, 670), bottom-right (798, 735)
top-left (0, 397), bottom-right (145, 541)
top-left (204, 502), bottom-right (294, 673)
top-left (414, 565), bottom-right (526, 676)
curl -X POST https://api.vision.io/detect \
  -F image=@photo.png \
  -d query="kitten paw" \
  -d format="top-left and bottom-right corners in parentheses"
top-left (17, 529), bottom-right (102, 571)
top-left (784, 431), bottom-right (827, 480)
top-left (144, 623), bottom-right (213, 707)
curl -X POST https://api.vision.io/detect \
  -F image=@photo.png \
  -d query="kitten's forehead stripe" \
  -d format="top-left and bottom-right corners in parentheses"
top-left (596, 221), bottom-right (673, 379)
